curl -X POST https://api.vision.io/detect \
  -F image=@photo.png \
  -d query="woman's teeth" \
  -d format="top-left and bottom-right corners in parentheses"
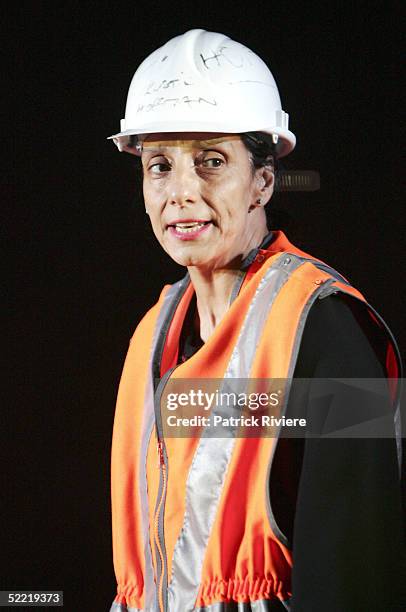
top-left (174, 222), bottom-right (208, 233)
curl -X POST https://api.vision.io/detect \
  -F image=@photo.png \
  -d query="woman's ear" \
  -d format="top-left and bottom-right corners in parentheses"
top-left (253, 165), bottom-right (275, 208)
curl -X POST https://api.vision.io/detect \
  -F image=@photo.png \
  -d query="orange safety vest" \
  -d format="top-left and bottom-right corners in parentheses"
top-left (110, 231), bottom-right (401, 612)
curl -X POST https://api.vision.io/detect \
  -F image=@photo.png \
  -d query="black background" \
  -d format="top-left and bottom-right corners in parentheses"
top-left (6, 1), bottom-right (404, 610)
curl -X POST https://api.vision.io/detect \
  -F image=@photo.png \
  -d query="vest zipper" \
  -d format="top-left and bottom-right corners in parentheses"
top-left (153, 366), bottom-right (177, 612)
top-left (154, 444), bottom-right (167, 612)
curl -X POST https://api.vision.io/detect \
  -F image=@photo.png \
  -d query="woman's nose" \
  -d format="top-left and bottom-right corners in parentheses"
top-left (167, 163), bottom-right (199, 207)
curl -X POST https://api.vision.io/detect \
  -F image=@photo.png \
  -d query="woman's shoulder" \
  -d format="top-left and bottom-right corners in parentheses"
top-left (295, 292), bottom-right (389, 378)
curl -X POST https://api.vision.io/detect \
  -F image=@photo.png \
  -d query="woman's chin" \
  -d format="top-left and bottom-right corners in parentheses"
top-left (169, 252), bottom-right (213, 269)
top-left (164, 242), bottom-right (216, 269)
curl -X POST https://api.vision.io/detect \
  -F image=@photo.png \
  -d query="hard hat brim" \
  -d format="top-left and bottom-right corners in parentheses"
top-left (107, 124), bottom-right (296, 158)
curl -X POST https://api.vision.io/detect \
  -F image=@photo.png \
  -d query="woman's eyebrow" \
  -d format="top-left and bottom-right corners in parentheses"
top-left (142, 147), bottom-right (168, 155)
top-left (143, 137), bottom-right (235, 152)
top-left (198, 137), bottom-right (236, 147)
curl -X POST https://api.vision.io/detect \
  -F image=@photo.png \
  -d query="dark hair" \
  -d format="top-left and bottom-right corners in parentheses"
top-left (240, 133), bottom-right (277, 169)
top-left (240, 132), bottom-right (279, 228)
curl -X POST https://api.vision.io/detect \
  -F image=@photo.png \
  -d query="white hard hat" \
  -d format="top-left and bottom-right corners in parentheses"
top-left (108, 29), bottom-right (296, 158)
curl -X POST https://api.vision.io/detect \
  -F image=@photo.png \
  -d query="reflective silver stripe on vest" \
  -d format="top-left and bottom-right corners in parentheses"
top-left (263, 268), bottom-right (336, 548)
top-left (138, 282), bottom-right (186, 612)
top-left (167, 256), bottom-right (303, 612)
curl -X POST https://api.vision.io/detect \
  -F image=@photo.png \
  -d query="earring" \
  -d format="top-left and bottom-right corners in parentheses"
top-left (256, 198), bottom-right (262, 205)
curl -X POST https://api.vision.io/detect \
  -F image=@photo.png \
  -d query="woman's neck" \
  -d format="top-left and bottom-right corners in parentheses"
top-left (187, 266), bottom-right (241, 342)
top-left (186, 223), bottom-right (269, 341)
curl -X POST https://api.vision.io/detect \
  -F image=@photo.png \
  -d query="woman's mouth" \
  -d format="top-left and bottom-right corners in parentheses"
top-left (167, 220), bottom-right (212, 240)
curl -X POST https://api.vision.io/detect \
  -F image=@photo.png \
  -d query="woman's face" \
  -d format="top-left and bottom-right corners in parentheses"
top-left (141, 133), bottom-right (273, 271)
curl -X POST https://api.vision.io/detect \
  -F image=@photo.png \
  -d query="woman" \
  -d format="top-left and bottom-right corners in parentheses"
top-left (108, 30), bottom-right (403, 611)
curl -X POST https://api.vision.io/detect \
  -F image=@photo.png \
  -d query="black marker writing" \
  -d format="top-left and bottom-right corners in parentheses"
top-left (137, 96), bottom-right (217, 113)
top-left (200, 45), bottom-right (253, 70)
top-left (145, 75), bottom-right (194, 95)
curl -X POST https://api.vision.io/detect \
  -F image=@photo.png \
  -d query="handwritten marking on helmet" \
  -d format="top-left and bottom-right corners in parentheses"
top-left (137, 96), bottom-right (218, 114)
top-left (200, 45), bottom-right (254, 70)
top-left (145, 75), bottom-right (194, 96)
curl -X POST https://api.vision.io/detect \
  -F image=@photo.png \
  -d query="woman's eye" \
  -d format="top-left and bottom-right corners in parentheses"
top-left (148, 161), bottom-right (171, 174)
top-left (201, 157), bottom-right (224, 168)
